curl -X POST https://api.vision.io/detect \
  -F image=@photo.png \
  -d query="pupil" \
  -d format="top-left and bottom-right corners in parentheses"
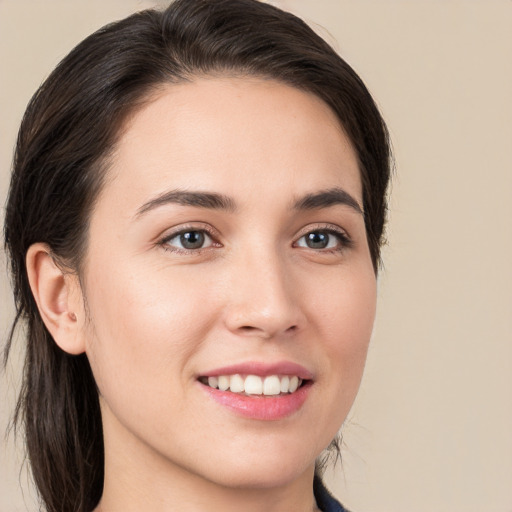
top-left (306, 232), bottom-right (328, 249)
top-left (180, 231), bottom-right (204, 249)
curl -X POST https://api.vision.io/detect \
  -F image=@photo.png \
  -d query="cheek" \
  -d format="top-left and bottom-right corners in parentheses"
top-left (81, 259), bottom-right (215, 403)
top-left (308, 261), bottom-right (376, 341)
top-left (308, 265), bottom-right (376, 398)
top-left (336, 273), bottom-right (375, 360)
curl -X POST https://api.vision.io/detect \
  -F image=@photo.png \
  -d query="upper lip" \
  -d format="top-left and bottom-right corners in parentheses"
top-left (199, 361), bottom-right (314, 380)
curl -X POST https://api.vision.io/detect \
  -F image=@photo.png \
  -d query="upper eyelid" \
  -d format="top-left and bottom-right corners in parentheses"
top-left (164, 229), bottom-right (214, 243)
top-left (294, 223), bottom-right (350, 239)
top-left (159, 223), bottom-right (220, 242)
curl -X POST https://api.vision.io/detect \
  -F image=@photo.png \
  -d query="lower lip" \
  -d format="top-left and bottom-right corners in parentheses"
top-left (200, 381), bottom-right (312, 421)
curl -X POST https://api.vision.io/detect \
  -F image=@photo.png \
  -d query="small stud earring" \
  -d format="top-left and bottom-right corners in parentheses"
top-left (69, 312), bottom-right (77, 321)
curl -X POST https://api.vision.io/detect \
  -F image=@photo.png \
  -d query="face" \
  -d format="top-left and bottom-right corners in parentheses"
top-left (78, 77), bottom-right (376, 489)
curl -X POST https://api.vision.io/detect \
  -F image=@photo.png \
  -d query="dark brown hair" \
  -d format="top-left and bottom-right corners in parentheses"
top-left (3, 1), bottom-right (391, 510)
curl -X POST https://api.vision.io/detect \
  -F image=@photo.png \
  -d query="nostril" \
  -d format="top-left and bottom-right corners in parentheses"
top-left (237, 324), bottom-right (298, 336)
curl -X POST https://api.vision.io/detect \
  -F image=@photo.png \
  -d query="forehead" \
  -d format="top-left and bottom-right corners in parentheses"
top-left (99, 77), bottom-right (362, 214)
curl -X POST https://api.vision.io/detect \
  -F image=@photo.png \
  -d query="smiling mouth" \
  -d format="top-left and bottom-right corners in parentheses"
top-left (198, 374), bottom-right (308, 396)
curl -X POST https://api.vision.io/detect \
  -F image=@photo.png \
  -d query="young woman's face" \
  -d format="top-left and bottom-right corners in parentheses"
top-left (78, 78), bottom-right (376, 489)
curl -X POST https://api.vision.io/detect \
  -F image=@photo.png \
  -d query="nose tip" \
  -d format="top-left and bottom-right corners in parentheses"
top-left (222, 258), bottom-right (305, 339)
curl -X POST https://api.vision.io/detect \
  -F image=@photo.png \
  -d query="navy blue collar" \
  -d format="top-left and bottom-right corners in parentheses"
top-left (313, 476), bottom-right (349, 512)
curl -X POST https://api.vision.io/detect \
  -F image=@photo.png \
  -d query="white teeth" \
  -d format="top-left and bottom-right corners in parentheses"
top-left (229, 374), bottom-right (244, 393)
top-left (263, 375), bottom-right (281, 395)
top-left (244, 375), bottom-right (263, 395)
top-left (218, 375), bottom-right (230, 391)
top-left (288, 376), bottom-right (299, 393)
top-left (204, 374), bottom-right (304, 395)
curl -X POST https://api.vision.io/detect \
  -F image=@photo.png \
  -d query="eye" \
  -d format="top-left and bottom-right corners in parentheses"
top-left (162, 230), bottom-right (214, 251)
top-left (295, 229), bottom-right (349, 251)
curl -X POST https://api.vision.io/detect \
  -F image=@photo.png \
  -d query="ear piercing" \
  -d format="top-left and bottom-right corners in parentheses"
top-left (69, 312), bottom-right (77, 321)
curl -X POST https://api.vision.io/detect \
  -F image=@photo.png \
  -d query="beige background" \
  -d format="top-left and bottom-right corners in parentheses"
top-left (1, 1), bottom-right (511, 511)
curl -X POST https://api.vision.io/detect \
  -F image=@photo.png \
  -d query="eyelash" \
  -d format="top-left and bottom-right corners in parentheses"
top-left (159, 225), bottom-right (220, 255)
top-left (294, 225), bottom-right (352, 253)
top-left (158, 224), bottom-right (352, 255)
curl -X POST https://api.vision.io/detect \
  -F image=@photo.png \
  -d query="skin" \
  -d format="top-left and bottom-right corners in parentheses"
top-left (28, 77), bottom-right (377, 512)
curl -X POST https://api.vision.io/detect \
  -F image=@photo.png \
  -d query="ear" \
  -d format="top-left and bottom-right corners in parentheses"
top-left (26, 243), bottom-right (86, 355)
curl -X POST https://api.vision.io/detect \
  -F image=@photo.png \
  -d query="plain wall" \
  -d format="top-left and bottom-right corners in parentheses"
top-left (1, 1), bottom-right (511, 511)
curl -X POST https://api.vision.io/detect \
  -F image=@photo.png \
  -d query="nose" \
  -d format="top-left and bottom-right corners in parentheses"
top-left (222, 251), bottom-right (306, 339)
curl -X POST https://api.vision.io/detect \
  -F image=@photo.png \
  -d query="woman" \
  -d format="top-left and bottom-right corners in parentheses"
top-left (3, 0), bottom-right (391, 511)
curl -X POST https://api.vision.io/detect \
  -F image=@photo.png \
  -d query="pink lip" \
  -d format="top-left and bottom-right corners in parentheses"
top-left (197, 360), bottom-right (314, 421)
top-left (199, 380), bottom-right (312, 421)
top-left (199, 361), bottom-right (314, 380)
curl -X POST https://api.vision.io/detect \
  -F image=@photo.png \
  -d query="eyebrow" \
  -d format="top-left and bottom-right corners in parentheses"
top-left (293, 187), bottom-right (363, 215)
top-left (136, 189), bottom-right (237, 217)
top-left (135, 186), bottom-right (362, 218)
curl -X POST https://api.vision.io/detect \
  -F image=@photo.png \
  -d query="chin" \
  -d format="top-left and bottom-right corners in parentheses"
top-left (194, 442), bottom-right (319, 490)
top-left (211, 463), bottom-right (311, 491)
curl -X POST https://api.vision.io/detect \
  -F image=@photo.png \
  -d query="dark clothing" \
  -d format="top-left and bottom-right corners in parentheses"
top-left (313, 476), bottom-right (349, 512)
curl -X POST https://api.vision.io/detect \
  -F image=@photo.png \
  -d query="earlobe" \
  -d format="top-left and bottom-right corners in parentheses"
top-left (26, 243), bottom-right (86, 355)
